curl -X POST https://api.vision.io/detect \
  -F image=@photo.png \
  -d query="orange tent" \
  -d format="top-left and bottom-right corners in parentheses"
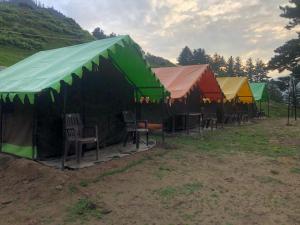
top-left (153, 65), bottom-right (223, 102)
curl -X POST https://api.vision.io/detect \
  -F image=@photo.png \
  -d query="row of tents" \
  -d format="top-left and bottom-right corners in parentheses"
top-left (0, 35), bottom-right (269, 160)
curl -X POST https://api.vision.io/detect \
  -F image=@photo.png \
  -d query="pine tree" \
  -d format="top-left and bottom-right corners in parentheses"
top-left (254, 59), bottom-right (268, 82)
top-left (9, 0), bottom-right (36, 7)
top-left (210, 54), bottom-right (227, 76)
top-left (280, 0), bottom-right (300, 29)
top-left (192, 48), bottom-right (209, 64)
top-left (245, 58), bottom-right (255, 81)
top-left (210, 53), bottom-right (220, 75)
top-left (226, 56), bottom-right (235, 77)
top-left (269, 0), bottom-right (300, 79)
top-left (234, 56), bottom-right (244, 77)
top-left (178, 46), bottom-right (194, 65)
top-left (219, 56), bottom-right (227, 76)
top-left (92, 27), bottom-right (107, 40)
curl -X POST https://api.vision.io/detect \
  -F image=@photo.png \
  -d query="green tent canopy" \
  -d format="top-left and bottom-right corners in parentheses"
top-left (0, 35), bottom-right (169, 160)
top-left (0, 35), bottom-right (168, 103)
top-left (250, 82), bottom-right (268, 102)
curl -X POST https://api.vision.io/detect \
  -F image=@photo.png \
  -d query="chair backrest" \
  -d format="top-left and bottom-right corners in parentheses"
top-left (65, 114), bottom-right (83, 140)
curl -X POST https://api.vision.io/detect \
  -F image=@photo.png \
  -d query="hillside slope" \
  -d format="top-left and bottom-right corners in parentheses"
top-left (0, 1), bottom-right (174, 68)
top-left (145, 53), bottom-right (175, 68)
top-left (0, 2), bottom-right (94, 66)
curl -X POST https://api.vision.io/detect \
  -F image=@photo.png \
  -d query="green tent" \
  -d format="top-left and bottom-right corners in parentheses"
top-left (0, 35), bottom-right (168, 159)
top-left (0, 35), bottom-right (167, 103)
top-left (250, 82), bottom-right (269, 116)
top-left (250, 82), bottom-right (268, 102)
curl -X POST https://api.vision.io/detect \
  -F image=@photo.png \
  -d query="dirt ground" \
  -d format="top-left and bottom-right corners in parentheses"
top-left (0, 118), bottom-right (299, 225)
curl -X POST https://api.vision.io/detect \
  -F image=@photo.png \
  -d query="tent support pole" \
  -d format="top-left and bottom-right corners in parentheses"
top-left (81, 70), bottom-right (86, 123)
top-left (186, 96), bottom-right (190, 135)
top-left (267, 97), bottom-right (270, 117)
top-left (161, 87), bottom-right (165, 143)
top-left (287, 88), bottom-right (291, 125)
top-left (32, 93), bottom-right (38, 160)
top-left (259, 100), bottom-right (262, 113)
top-left (221, 96), bottom-right (224, 129)
top-left (134, 88), bottom-right (142, 120)
top-left (61, 84), bottom-right (67, 170)
top-left (293, 80), bottom-right (297, 121)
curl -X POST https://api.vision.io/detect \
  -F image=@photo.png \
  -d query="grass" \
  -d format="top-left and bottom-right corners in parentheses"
top-left (154, 165), bottom-right (174, 180)
top-left (89, 150), bottom-right (169, 184)
top-left (261, 101), bottom-right (291, 118)
top-left (79, 180), bottom-right (89, 187)
top-left (173, 118), bottom-right (299, 158)
top-left (68, 184), bottom-right (79, 194)
top-left (66, 198), bottom-right (102, 223)
top-left (0, 3), bottom-right (93, 66)
top-left (156, 186), bottom-right (177, 199)
top-left (156, 181), bottom-right (203, 200)
top-left (92, 156), bottom-right (152, 183)
top-left (0, 45), bottom-right (35, 66)
top-left (290, 167), bottom-right (300, 174)
top-left (255, 175), bottom-right (284, 185)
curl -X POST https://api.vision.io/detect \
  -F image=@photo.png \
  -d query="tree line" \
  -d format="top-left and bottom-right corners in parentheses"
top-left (177, 46), bottom-right (268, 82)
top-left (268, 0), bottom-right (300, 103)
top-left (268, 0), bottom-right (300, 79)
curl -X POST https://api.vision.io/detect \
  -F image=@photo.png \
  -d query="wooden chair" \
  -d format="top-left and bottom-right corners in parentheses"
top-left (201, 107), bottom-right (218, 130)
top-left (223, 107), bottom-right (238, 124)
top-left (202, 113), bottom-right (218, 130)
top-left (122, 111), bottom-right (149, 149)
top-left (62, 114), bottom-right (99, 168)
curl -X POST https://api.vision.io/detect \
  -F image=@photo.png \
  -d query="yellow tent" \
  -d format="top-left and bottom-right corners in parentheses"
top-left (216, 77), bottom-right (254, 103)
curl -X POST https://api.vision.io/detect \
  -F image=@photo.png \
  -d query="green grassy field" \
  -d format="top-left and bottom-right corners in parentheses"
top-left (260, 101), bottom-right (290, 118)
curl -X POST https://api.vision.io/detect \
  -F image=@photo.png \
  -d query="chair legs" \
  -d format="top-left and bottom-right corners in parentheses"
top-left (61, 141), bottom-right (70, 170)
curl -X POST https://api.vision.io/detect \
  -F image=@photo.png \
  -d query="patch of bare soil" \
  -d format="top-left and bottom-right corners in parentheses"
top-left (0, 119), bottom-right (299, 225)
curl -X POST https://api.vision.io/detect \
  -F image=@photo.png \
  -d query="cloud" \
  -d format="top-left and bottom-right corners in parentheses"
top-left (40, 0), bottom-right (296, 71)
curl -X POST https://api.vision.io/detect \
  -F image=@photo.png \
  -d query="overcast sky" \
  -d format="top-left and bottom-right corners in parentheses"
top-left (41, 0), bottom-right (296, 76)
